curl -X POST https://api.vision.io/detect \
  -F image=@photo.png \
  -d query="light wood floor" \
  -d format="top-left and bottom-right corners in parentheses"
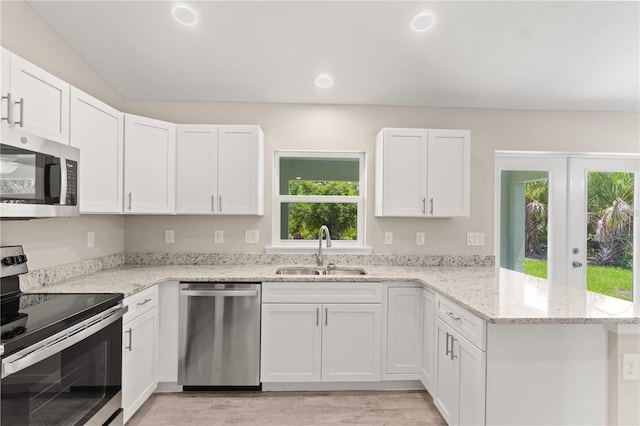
top-left (127, 390), bottom-right (447, 425)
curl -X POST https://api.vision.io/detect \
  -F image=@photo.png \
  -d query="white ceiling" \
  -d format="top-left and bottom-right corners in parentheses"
top-left (28, 1), bottom-right (639, 112)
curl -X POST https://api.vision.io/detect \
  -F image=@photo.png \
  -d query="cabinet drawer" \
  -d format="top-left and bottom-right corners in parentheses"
top-left (124, 286), bottom-right (158, 324)
top-left (262, 282), bottom-right (382, 304)
top-left (436, 295), bottom-right (485, 350)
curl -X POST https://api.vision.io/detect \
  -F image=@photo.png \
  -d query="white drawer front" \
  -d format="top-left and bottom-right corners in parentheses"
top-left (124, 286), bottom-right (158, 324)
top-left (262, 282), bottom-right (382, 304)
top-left (436, 295), bottom-right (485, 350)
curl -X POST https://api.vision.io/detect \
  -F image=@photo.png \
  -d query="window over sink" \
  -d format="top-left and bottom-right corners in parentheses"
top-left (271, 151), bottom-right (367, 251)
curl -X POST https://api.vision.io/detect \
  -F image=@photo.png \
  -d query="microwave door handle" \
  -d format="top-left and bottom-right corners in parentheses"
top-left (59, 159), bottom-right (67, 205)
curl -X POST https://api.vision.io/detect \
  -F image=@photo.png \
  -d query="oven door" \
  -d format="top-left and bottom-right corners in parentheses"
top-left (1, 305), bottom-right (124, 426)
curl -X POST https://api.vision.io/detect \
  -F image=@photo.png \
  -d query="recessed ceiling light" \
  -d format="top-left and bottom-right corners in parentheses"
top-left (410, 12), bottom-right (437, 32)
top-left (173, 4), bottom-right (198, 26)
top-left (315, 74), bottom-right (334, 89)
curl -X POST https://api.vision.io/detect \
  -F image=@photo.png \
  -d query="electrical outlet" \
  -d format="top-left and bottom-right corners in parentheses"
top-left (467, 232), bottom-right (485, 246)
top-left (87, 231), bottom-right (95, 248)
top-left (622, 354), bottom-right (640, 381)
top-left (384, 232), bottom-right (393, 245)
top-left (214, 230), bottom-right (224, 244)
top-left (416, 232), bottom-right (425, 245)
top-left (165, 230), bottom-right (174, 244)
top-left (245, 230), bottom-right (259, 244)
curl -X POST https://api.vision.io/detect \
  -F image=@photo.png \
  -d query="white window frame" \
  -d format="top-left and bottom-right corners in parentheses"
top-left (269, 150), bottom-right (369, 253)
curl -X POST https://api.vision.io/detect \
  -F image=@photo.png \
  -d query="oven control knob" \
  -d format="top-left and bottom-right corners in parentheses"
top-left (2, 256), bottom-right (15, 266)
top-left (1, 330), bottom-right (15, 339)
top-left (15, 255), bottom-right (26, 264)
top-left (13, 326), bottom-right (26, 335)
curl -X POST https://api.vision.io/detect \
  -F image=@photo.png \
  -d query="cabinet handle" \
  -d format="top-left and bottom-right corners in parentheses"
top-left (2, 93), bottom-right (12, 124)
top-left (128, 192), bottom-right (132, 210)
top-left (422, 198), bottom-right (426, 214)
top-left (429, 198), bottom-right (434, 215)
top-left (137, 298), bottom-right (152, 307)
top-left (446, 311), bottom-right (461, 321)
top-left (325, 307), bottom-right (328, 326)
top-left (450, 337), bottom-right (457, 360)
top-left (125, 328), bottom-right (132, 351)
top-left (316, 307), bottom-right (320, 326)
top-left (14, 98), bottom-right (24, 127)
top-left (445, 332), bottom-right (452, 357)
top-left (219, 195), bottom-right (222, 212)
top-left (211, 195), bottom-right (215, 212)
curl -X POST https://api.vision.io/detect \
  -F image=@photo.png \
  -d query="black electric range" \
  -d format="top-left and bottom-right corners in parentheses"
top-left (0, 245), bottom-right (123, 358)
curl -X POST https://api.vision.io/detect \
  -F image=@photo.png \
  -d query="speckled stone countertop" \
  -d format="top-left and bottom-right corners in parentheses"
top-left (23, 263), bottom-right (640, 325)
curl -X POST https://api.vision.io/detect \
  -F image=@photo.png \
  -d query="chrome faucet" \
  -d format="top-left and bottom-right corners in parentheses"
top-left (315, 225), bottom-right (332, 266)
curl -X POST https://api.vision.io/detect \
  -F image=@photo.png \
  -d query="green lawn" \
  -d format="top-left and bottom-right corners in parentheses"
top-left (524, 258), bottom-right (633, 301)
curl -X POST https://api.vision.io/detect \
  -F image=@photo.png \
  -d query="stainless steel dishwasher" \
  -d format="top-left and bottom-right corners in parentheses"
top-left (178, 282), bottom-right (261, 387)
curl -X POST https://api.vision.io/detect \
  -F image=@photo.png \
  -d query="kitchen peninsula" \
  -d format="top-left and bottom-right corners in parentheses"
top-left (19, 255), bottom-right (640, 426)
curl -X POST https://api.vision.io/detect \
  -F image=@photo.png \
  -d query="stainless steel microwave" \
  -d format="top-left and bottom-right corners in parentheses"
top-left (0, 128), bottom-right (79, 218)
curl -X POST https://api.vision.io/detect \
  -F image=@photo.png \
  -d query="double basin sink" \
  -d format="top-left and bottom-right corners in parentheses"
top-left (276, 266), bottom-right (367, 276)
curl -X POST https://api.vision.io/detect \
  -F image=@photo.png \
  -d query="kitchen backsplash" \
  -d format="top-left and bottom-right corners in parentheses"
top-left (20, 252), bottom-right (494, 289)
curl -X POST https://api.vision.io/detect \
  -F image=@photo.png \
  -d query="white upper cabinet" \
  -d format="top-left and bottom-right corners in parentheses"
top-left (1, 48), bottom-right (70, 144)
top-left (70, 88), bottom-right (124, 213)
top-left (124, 114), bottom-right (176, 214)
top-left (176, 125), bottom-right (218, 214)
top-left (176, 124), bottom-right (264, 215)
top-left (375, 128), bottom-right (470, 217)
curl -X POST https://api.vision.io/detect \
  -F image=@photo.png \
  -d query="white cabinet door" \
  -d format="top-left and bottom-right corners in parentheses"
top-left (456, 333), bottom-right (486, 426)
top-left (321, 304), bottom-right (381, 382)
top-left (2, 48), bottom-right (70, 144)
top-left (427, 130), bottom-right (470, 217)
top-left (124, 114), bottom-right (176, 213)
top-left (217, 125), bottom-right (264, 215)
top-left (420, 289), bottom-right (435, 392)
top-left (375, 128), bottom-right (427, 217)
top-left (261, 304), bottom-right (322, 382)
top-left (386, 287), bottom-right (422, 374)
top-left (375, 128), bottom-right (470, 218)
top-left (122, 307), bottom-right (158, 423)
top-left (434, 317), bottom-right (456, 425)
top-left (70, 88), bottom-right (123, 213)
top-left (176, 125), bottom-right (218, 214)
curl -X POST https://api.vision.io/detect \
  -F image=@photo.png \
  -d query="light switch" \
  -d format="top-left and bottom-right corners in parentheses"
top-left (416, 232), bottom-right (425, 245)
top-left (87, 231), bottom-right (95, 248)
top-left (165, 230), bottom-right (175, 244)
top-left (467, 232), bottom-right (485, 246)
top-left (214, 230), bottom-right (224, 244)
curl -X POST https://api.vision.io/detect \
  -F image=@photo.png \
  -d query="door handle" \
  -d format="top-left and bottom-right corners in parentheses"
top-left (2, 93), bottom-right (12, 124)
top-left (180, 289), bottom-right (258, 297)
top-left (219, 195), bottom-right (222, 212)
top-left (14, 98), bottom-right (24, 127)
top-left (125, 328), bottom-right (132, 351)
top-left (445, 332), bottom-right (452, 356)
top-left (211, 195), bottom-right (215, 212)
top-left (325, 307), bottom-right (328, 326)
top-left (128, 192), bottom-right (132, 210)
top-left (429, 198), bottom-right (434, 215)
top-left (422, 198), bottom-right (426, 214)
top-left (572, 261), bottom-right (583, 268)
top-left (316, 307), bottom-right (320, 327)
top-left (450, 337), bottom-right (457, 360)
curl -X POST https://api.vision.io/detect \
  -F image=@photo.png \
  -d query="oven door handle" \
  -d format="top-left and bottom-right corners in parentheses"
top-left (1, 304), bottom-right (127, 378)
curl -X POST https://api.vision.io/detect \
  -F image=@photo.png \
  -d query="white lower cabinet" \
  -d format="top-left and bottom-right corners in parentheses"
top-left (420, 289), bottom-right (435, 392)
top-left (261, 283), bottom-right (382, 383)
top-left (385, 286), bottom-right (423, 375)
top-left (434, 296), bottom-right (486, 426)
top-left (122, 286), bottom-right (159, 424)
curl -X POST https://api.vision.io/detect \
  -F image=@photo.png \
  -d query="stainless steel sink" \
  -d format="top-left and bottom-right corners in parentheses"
top-left (276, 266), bottom-right (366, 276)
top-left (275, 267), bottom-right (321, 275)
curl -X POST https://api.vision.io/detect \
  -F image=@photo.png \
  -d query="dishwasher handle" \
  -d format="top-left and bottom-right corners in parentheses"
top-left (180, 289), bottom-right (259, 297)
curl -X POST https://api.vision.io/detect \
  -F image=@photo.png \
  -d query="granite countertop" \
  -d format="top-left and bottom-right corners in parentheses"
top-left (24, 263), bottom-right (640, 325)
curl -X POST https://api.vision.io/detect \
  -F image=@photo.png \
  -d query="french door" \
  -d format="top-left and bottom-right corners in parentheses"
top-left (496, 152), bottom-right (639, 302)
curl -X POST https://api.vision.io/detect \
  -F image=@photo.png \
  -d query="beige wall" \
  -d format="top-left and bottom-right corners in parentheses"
top-left (608, 329), bottom-right (640, 425)
top-left (1, 1), bottom-right (639, 268)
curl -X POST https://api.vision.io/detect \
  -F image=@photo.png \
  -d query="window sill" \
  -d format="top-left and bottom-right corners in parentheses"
top-left (265, 245), bottom-right (373, 255)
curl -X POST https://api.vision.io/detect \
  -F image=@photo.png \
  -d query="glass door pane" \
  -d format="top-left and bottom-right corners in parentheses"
top-left (568, 158), bottom-right (639, 301)
top-left (500, 171), bottom-right (550, 278)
